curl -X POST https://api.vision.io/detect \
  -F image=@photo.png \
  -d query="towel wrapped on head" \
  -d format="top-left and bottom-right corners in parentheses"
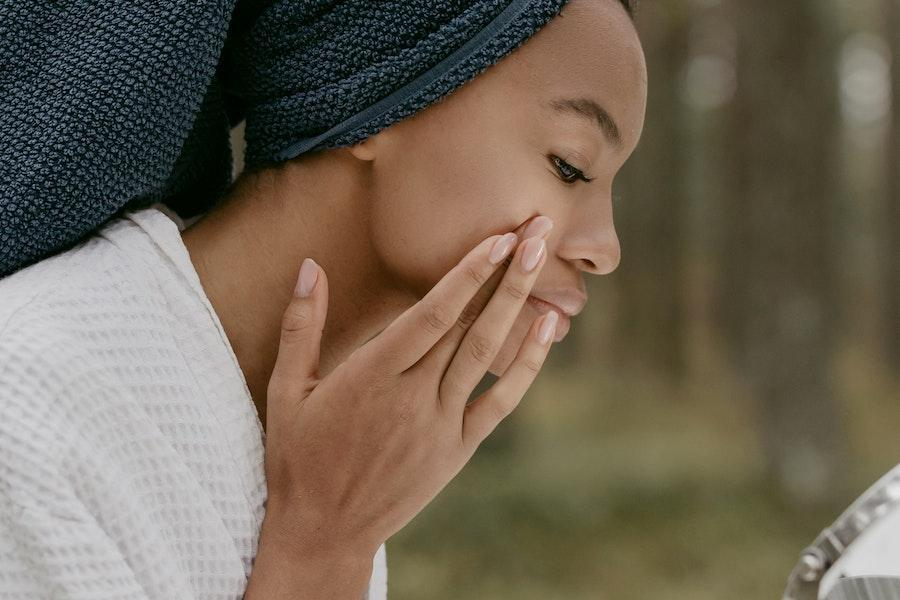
top-left (225, 0), bottom-right (570, 166)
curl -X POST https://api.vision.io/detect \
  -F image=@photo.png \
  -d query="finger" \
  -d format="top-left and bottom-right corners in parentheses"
top-left (415, 254), bottom-right (510, 371)
top-left (421, 218), bottom-right (554, 377)
top-left (268, 258), bottom-right (329, 413)
top-left (366, 231), bottom-right (519, 375)
top-left (438, 233), bottom-right (548, 413)
top-left (461, 310), bottom-right (558, 451)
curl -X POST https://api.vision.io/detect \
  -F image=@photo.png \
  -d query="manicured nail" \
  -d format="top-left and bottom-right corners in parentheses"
top-left (538, 311), bottom-right (559, 345)
top-left (522, 216), bottom-right (554, 240)
top-left (295, 258), bottom-right (318, 297)
top-left (521, 237), bottom-right (545, 272)
top-left (489, 233), bottom-right (518, 264)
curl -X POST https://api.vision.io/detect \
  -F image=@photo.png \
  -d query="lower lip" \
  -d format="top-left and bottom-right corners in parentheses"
top-left (526, 295), bottom-right (572, 342)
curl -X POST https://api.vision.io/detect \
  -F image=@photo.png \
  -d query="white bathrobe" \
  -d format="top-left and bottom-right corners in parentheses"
top-left (0, 206), bottom-right (388, 599)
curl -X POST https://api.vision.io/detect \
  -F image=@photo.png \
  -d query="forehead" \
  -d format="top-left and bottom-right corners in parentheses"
top-left (503, 0), bottom-right (647, 149)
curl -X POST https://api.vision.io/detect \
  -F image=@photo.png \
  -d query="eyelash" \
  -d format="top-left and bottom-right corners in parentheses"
top-left (550, 155), bottom-right (594, 184)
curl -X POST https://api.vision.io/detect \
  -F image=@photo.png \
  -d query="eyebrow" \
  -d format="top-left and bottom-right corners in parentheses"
top-left (546, 97), bottom-right (622, 148)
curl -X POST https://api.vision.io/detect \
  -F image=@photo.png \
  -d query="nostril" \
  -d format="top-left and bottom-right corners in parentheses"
top-left (589, 251), bottom-right (620, 275)
top-left (562, 236), bottom-right (621, 275)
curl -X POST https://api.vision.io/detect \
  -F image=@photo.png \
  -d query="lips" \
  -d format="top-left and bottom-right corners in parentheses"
top-left (526, 294), bottom-right (573, 342)
top-left (530, 287), bottom-right (587, 316)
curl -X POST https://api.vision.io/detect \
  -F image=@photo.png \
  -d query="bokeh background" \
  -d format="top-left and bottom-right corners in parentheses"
top-left (229, 1), bottom-right (900, 597)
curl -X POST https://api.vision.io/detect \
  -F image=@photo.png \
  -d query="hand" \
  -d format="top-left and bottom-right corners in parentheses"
top-left (252, 216), bottom-right (558, 595)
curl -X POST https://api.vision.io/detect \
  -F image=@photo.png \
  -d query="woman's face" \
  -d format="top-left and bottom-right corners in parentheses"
top-left (360, 0), bottom-right (647, 376)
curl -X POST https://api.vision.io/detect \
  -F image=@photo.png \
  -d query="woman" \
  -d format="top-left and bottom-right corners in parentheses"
top-left (0, 0), bottom-right (646, 598)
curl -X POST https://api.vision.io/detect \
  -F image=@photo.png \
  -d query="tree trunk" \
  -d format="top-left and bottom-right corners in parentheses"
top-left (719, 0), bottom-right (846, 505)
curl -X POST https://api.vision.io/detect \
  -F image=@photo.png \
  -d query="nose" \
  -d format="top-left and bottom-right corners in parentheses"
top-left (557, 200), bottom-right (621, 275)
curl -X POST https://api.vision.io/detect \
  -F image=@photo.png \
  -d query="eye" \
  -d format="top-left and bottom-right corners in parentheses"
top-left (550, 155), bottom-right (594, 184)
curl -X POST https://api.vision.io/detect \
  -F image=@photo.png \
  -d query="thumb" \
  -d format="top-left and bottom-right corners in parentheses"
top-left (269, 258), bottom-right (329, 404)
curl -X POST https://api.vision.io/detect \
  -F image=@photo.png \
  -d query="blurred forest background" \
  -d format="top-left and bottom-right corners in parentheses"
top-left (386, 0), bottom-right (900, 598)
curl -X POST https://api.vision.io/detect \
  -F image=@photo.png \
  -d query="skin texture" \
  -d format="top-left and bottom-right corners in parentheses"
top-left (182, 0), bottom-right (647, 426)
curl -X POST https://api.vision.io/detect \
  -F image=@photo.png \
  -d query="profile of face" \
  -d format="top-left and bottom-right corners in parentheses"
top-left (344, 0), bottom-right (647, 376)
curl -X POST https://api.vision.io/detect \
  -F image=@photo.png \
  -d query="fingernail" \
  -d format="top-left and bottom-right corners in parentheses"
top-left (521, 237), bottom-right (545, 272)
top-left (522, 216), bottom-right (554, 240)
top-left (489, 233), bottom-right (518, 264)
top-left (538, 311), bottom-right (559, 345)
top-left (295, 258), bottom-right (318, 297)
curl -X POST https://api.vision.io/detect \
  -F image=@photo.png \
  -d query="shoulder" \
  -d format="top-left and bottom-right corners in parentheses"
top-left (0, 209), bottom-right (199, 505)
top-left (0, 207), bottom-right (183, 348)
top-left (0, 212), bottom-right (159, 366)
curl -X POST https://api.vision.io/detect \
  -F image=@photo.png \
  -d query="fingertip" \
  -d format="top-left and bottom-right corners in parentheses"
top-left (488, 232), bottom-right (518, 265)
top-left (295, 258), bottom-right (319, 298)
top-left (537, 311), bottom-right (559, 346)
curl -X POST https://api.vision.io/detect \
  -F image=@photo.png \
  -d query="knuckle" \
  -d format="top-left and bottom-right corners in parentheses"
top-left (466, 333), bottom-right (495, 364)
top-left (490, 396), bottom-right (514, 424)
top-left (501, 280), bottom-right (527, 301)
top-left (464, 264), bottom-right (487, 287)
top-left (280, 302), bottom-right (313, 337)
top-left (279, 325), bottom-right (309, 347)
top-left (422, 302), bottom-right (452, 334)
top-left (522, 356), bottom-right (543, 375)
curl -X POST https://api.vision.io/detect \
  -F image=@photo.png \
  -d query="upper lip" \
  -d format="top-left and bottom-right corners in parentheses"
top-left (529, 287), bottom-right (588, 317)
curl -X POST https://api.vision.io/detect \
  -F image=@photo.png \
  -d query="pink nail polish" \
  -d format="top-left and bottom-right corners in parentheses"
top-left (521, 238), bottom-right (545, 272)
top-left (295, 258), bottom-right (318, 297)
top-left (538, 311), bottom-right (558, 344)
top-left (522, 216), bottom-right (554, 240)
top-left (489, 233), bottom-right (518, 264)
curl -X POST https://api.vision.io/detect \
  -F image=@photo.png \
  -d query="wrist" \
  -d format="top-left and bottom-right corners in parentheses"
top-left (260, 498), bottom-right (382, 564)
top-left (246, 512), bottom-right (377, 599)
top-left (258, 516), bottom-right (378, 572)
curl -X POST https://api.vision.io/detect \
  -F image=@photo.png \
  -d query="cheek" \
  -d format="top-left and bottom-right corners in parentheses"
top-left (367, 137), bottom-right (530, 297)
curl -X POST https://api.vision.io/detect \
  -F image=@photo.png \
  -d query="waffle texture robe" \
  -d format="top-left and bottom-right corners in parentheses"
top-left (0, 206), bottom-right (388, 599)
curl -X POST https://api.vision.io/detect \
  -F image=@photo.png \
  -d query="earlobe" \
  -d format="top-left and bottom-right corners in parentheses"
top-left (347, 135), bottom-right (378, 162)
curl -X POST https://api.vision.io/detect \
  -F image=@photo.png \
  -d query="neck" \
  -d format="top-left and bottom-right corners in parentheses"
top-left (181, 152), bottom-right (415, 426)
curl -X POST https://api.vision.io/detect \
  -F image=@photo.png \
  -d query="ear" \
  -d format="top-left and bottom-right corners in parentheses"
top-left (347, 134), bottom-right (379, 162)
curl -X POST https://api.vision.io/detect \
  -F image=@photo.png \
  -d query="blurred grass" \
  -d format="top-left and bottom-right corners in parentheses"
top-left (387, 346), bottom-right (900, 599)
